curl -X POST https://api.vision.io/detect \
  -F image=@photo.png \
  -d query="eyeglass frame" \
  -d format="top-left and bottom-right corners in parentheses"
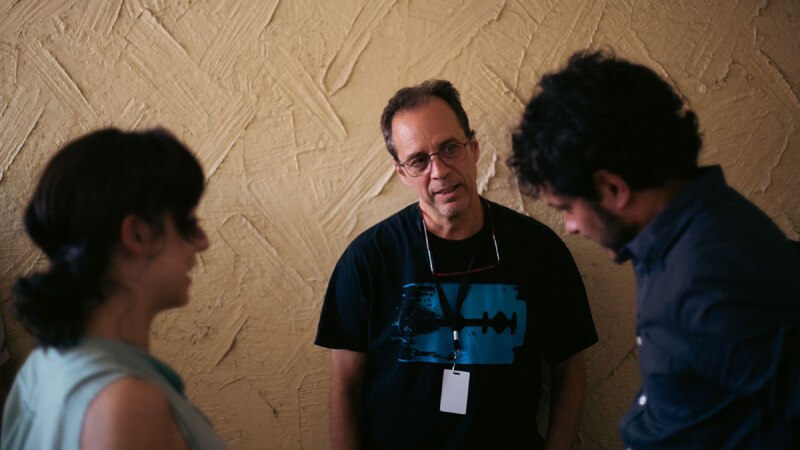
top-left (396, 134), bottom-right (475, 177)
top-left (420, 199), bottom-right (501, 277)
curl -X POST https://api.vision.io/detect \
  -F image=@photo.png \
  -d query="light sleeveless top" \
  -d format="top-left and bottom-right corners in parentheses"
top-left (2, 337), bottom-right (227, 449)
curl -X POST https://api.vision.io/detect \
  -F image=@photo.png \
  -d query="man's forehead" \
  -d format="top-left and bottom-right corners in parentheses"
top-left (392, 98), bottom-right (458, 126)
top-left (391, 100), bottom-right (463, 152)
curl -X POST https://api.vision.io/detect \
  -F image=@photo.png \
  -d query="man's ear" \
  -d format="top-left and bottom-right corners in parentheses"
top-left (119, 214), bottom-right (158, 256)
top-left (594, 170), bottom-right (631, 212)
top-left (394, 162), bottom-right (412, 186)
top-left (470, 135), bottom-right (480, 162)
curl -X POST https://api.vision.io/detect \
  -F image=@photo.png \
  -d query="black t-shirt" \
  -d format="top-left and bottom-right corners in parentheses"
top-left (316, 200), bottom-right (597, 449)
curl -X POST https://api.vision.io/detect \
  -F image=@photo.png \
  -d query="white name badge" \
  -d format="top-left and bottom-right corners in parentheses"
top-left (440, 369), bottom-right (470, 415)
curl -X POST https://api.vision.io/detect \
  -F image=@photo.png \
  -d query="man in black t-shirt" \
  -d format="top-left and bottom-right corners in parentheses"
top-left (315, 80), bottom-right (598, 449)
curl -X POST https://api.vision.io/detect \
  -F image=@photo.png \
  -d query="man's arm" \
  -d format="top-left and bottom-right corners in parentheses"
top-left (330, 348), bottom-right (367, 450)
top-left (543, 352), bottom-right (588, 450)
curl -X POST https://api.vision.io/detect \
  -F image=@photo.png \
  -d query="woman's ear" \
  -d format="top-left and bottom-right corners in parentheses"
top-left (119, 215), bottom-right (158, 256)
top-left (594, 170), bottom-right (631, 213)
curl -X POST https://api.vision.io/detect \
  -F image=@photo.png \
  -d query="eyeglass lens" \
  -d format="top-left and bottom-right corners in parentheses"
top-left (403, 140), bottom-right (469, 176)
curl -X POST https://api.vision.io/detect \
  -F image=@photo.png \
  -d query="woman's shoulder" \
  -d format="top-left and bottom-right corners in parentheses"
top-left (82, 376), bottom-right (188, 449)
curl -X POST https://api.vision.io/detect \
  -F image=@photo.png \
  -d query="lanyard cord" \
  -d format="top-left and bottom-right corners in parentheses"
top-left (433, 247), bottom-right (479, 337)
top-left (420, 200), bottom-right (489, 364)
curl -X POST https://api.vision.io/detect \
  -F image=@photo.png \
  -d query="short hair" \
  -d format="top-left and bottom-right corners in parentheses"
top-left (508, 50), bottom-right (702, 199)
top-left (14, 127), bottom-right (205, 349)
top-left (380, 79), bottom-right (474, 160)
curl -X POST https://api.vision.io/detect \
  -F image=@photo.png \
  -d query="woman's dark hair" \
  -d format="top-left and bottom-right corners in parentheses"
top-left (14, 127), bottom-right (205, 349)
top-left (508, 50), bottom-right (702, 199)
top-left (380, 79), bottom-right (474, 161)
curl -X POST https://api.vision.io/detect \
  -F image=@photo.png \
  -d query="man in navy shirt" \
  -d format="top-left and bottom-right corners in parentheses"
top-left (508, 50), bottom-right (800, 449)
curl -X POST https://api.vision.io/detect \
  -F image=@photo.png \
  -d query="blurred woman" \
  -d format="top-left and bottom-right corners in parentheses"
top-left (2, 128), bottom-right (227, 449)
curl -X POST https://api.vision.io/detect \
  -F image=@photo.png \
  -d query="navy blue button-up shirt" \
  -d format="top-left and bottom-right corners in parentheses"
top-left (617, 166), bottom-right (800, 449)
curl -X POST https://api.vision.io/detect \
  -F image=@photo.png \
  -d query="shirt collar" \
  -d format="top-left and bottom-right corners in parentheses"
top-left (615, 165), bottom-right (728, 265)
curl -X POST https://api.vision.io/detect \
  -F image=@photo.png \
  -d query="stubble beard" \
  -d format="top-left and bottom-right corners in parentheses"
top-left (590, 202), bottom-right (638, 253)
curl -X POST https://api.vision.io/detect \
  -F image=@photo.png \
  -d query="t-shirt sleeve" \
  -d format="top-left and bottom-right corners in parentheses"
top-left (314, 243), bottom-right (370, 352)
top-left (538, 232), bottom-right (598, 364)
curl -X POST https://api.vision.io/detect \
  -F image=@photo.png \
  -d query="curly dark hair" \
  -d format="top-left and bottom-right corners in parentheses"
top-left (508, 50), bottom-right (702, 199)
top-left (14, 127), bottom-right (205, 349)
top-left (380, 79), bottom-right (474, 161)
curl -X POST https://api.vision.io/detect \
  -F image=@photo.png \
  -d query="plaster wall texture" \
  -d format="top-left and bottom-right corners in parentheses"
top-left (1, 0), bottom-right (798, 449)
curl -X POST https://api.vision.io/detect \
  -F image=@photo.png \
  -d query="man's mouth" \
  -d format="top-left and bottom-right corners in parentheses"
top-left (434, 185), bottom-right (459, 196)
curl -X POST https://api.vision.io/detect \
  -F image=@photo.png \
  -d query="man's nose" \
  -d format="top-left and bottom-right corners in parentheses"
top-left (564, 217), bottom-right (579, 235)
top-left (429, 153), bottom-right (451, 178)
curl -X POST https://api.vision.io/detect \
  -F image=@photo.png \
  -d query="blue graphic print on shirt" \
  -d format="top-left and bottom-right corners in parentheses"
top-left (392, 282), bottom-right (527, 364)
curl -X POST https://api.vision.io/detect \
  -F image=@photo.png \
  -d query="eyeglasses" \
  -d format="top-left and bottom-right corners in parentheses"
top-left (421, 200), bottom-right (500, 277)
top-left (397, 138), bottom-right (472, 177)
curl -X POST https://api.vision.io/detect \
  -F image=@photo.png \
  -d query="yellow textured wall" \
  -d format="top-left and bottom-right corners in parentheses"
top-left (1, 1), bottom-right (798, 448)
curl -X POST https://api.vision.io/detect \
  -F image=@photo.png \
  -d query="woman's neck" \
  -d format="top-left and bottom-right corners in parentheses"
top-left (84, 292), bottom-right (154, 350)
